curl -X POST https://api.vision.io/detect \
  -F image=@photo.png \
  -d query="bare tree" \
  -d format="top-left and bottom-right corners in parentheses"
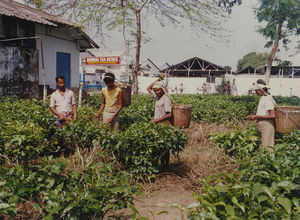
top-left (27, 0), bottom-right (229, 93)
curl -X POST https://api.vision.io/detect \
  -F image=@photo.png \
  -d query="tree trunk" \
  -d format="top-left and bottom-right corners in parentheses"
top-left (133, 10), bottom-right (141, 94)
top-left (265, 22), bottom-right (283, 85)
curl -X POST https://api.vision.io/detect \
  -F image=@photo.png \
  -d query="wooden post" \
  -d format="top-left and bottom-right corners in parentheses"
top-left (40, 37), bottom-right (47, 103)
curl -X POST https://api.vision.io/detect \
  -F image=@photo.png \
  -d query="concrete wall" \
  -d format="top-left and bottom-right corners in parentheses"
top-left (36, 24), bottom-right (80, 89)
top-left (138, 75), bottom-right (300, 97)
top-left (226, 74), bottom-right (300, 97)
top-left (137, 76), bottom-right (218, 94)
top-left (0, 45), bottom-right (39, 98)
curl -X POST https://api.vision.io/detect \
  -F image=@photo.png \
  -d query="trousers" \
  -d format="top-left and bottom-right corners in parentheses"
top-left (256, 119), bottom-right (275, 150)
top-left (103, 107), bottom-right (119, 131)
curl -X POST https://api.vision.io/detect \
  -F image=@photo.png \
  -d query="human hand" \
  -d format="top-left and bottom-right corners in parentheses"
top-left (151, 119), bottom-right (158, 124)
top-left (58, 113), bottom-right (66, 121)
top-left (107, 117), bottom-right (114, 123)
top-left (247, 115), bottom-right (257, 120)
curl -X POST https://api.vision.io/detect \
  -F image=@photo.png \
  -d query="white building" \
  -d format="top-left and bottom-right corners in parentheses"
top-left (0, 0), bottom-right (98, 97)
top-left (80, 49), bottom-right (132, 86)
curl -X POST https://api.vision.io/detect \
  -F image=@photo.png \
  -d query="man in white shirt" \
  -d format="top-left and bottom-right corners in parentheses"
top-left (147, 79), bottom-right (172, 168)
top-left (247, 81), bottom-right (276, 150)
top-left (50, 76), bottom-right (77, 128)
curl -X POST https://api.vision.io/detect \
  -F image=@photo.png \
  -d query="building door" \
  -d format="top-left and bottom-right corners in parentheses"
top-left (56, 52), bottom-right (71, 87)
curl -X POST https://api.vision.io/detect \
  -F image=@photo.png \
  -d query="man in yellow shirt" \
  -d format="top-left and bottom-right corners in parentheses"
top-left (96, 73), bottom-right (123, 130)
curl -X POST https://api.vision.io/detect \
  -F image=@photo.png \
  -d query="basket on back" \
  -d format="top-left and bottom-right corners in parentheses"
top-left (115, 82), bottom-right (131, 107)
top-left (275, 106), bottom-right (300, 134)
top-left (171, 104), bottom-right (192, 128)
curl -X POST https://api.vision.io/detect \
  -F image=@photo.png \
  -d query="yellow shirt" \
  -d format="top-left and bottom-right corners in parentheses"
top-left (102, 87), bottom-right (121, 109)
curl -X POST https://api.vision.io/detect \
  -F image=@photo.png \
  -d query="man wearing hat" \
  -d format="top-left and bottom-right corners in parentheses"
top-left (96, 73), bottom-right (123, 130)
top-left (247, 79), bottom-right (276, 151)
top-left (147, 79), bottom-right (172, 168)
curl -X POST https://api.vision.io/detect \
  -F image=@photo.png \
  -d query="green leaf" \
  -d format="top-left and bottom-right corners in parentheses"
top-left (231, 197), bottom-right (245, 213)
top-left (278, 197), bottom-right (292, 214)
top-left (0, 203), bottom-right (10, 209)
top-left (225, 204), bottom-right (235, 216)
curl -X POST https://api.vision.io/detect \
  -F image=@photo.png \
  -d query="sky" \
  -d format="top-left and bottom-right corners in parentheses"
top-left (17, 0), bottom-right (299, 70)
top-left (102, 0), bottom-right (299, 71)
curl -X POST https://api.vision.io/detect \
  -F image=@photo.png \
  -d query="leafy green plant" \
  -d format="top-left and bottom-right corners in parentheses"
top-left (0, 97), bottom-right (56, 164)
top-left (188, 131), bottom-right (300, 219)
top-left (0, 157), bottom-right (135, 219)
top-left (210, 125), bottom-right (261, 159)
top-left (104, 122), bottom-right (188, 179)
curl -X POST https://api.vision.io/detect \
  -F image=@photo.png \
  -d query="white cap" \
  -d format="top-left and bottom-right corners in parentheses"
top-left (251, 82), bottom-right (270, 91)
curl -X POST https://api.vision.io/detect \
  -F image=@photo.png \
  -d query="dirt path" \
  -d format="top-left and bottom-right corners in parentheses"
top-left (106, 123), bottom-right (236, 220)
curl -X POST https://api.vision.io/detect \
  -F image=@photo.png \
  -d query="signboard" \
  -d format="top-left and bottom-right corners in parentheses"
top-left (85, 56), bottom-right (120, 65)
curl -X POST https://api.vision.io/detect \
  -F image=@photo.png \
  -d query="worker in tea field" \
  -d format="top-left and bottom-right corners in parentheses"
top-left (96, 73), bottom-right (123, 131)
top-left (247, 79), bottom-right (276, 151)
top-left (50, 76), bottom-right (77, 129)
top-left (147, 79), bottom-right (172, 168)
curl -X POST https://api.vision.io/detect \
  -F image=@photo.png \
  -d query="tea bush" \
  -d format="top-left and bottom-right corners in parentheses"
top-left (210, 125), bottom-right (261, 159)
top-left (0, 97), bottom-right (57, 164)
top-left (104, 122), bottom-right (188, 179)
top-left (0, 157), bottom-right (135, 219)
top-left (188, 130), bottom-right (300, 219)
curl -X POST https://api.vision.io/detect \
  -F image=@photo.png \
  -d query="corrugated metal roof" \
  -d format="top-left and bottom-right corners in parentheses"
top-left (0, 0), bottom-right (79, 27)
top-left (0, 0), bottom-right (99, 49)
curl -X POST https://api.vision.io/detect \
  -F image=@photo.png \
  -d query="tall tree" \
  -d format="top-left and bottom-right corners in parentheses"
top-left (236, 52), bottom-right (269, 71)
top-left (220, 0), bottom-right (300, 84)
top-left (26, 0), bottom-right (229, 93)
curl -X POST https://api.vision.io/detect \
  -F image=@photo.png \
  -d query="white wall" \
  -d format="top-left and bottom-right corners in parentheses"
top-left (226, 74), bottom-right (300, 97)
top-left (137, 76), bottom-right (217, 94)
top-left (138, 75), bottom-right (300, 97)
top-left (36, 25), bottom-right (80, 89)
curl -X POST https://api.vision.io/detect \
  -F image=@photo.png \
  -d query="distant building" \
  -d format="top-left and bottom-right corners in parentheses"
top-left (161, 56), bottom-right (229, 82)
top-left (0, 0), bottom-right (98, 98)
top-left (235, 65), bottom-right (300, 78)
top-left (80, 49), bottom-right (132, 87)
top-left (139, 58), bottom-right (160, 77)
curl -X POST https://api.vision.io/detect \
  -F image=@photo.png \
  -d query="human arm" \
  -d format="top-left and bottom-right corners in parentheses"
top-left (50, 107), bottom-right (66, 120)
top-left (151, 112), bottom-right (171, 124)
top-left (247, 110), bottom-right (275, 120)
top-left (147, 79), bottom-right (160, 95)
top-left (151, 96), bottom-right (172, 124)
top-left (49, 94), bottom-right (65, 120)
top-left (72, 104), bottom-right (77, 121)
top-left (107, 90), bottom-right (123, 123)
top-left (95, 93), bottom-right (106, 118)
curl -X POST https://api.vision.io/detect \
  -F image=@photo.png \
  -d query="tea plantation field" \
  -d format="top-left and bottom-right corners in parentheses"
top-left (0, 94), bottom-right (299, 219)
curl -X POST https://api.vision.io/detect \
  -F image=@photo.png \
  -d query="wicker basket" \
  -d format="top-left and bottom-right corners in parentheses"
top-left (274, 106), bottom-right (300, 134)
top-left (115, 82), bottom-right (131, 107)
top-left (171, 104), bottom-right (192, 128)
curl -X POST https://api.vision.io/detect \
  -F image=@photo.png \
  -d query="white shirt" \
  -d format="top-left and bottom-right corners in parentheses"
top-left (256, 95), bottom-right (276, 116)
top-left (50, 89), bottom-right (76, 114)
top-left (151, 91), bottom-right (172, 119)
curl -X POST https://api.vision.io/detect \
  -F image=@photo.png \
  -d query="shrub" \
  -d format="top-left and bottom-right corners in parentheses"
top-left (0, 157), bottom-right (135, 218)
top-left (104, 122), bottom-right (188, 179)
top-left (188, 131), bottom-right (300, 219)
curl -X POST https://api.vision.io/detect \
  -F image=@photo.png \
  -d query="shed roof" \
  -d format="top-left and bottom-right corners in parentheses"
top-left (0, 0), bottom-right (99, 49)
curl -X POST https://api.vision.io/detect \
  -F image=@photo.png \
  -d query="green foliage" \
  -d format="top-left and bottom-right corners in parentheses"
top-left (104, 122), bottom-right (188, 179)
top-left (256, 0), bottom-right (300, 49)
top-left (172, 94), bottom-right (253, 124)
top-left (274, 96), bottom-right (300, 106)
top-left (0, 97), bottom-right (57, 164)
top-left (89, 94), bottom-right (155, 130)
top-left (0, 157), bottom-right (135, 218)
top-left (215, 76), bottom-right (227, 95)
top-left (57, 106), bottom-right (113, 153)
top-left (236, 52), bottom-right (269, 71)
top-left (211, 125), bottom-right (261, 159)
top-left (188, 131), bottom-right (300, 219)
